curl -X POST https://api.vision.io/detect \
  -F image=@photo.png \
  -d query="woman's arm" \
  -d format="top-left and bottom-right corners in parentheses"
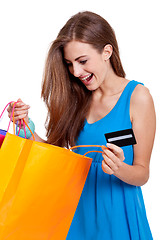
top-left (30, 132), bottom-right (46, 143)
top-left (102, 84), bottom-right (156, 186)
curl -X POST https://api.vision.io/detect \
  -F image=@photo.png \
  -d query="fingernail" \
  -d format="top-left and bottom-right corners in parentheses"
top-left (18, 102), bottom-right (24, 105)
top-left (107, 143), bottom-right (111, 147)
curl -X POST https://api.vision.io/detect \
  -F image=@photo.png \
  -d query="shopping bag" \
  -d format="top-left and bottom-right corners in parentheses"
top-left (0, 129), bottom-right (6, 148)
top-left (0, 101), bottom-right (14, 148)
top-left (0, 102), bottom-right (96, 240)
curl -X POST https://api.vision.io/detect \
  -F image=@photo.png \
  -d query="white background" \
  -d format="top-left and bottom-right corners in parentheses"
top-left (0, 0), bottom-right (159, 238)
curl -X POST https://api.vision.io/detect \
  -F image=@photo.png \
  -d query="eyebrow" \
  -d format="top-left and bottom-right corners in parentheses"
top-left (64, 55), bottom-right (87, 62)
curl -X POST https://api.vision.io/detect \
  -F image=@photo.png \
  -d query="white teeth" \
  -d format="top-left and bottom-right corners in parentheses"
top-left (81, 74), bottom-right (92, 81)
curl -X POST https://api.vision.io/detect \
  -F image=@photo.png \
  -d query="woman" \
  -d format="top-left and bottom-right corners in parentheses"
top-left (8, 11), bottom-right (156, 239)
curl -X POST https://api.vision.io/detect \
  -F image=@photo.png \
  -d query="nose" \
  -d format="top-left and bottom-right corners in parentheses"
top-left (70, 63), bottom-right (83, 78)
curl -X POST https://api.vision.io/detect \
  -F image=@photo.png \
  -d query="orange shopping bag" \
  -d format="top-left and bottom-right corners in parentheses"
top-left (0, 102), bottom-right (98, 240)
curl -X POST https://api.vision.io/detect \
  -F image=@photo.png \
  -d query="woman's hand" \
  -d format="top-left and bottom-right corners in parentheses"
top-left (7, 98), bottom-right (30, 124)
top-left (101, 143), bottom-right (125, 175)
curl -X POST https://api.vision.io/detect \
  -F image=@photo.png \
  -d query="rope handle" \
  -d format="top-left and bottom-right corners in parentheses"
top-left (23, 119), bottom-right (35, 141)
top-left (0, 101), bottom-right (18, 132)
top-left (69, 145), bottom-right (107, 157)
top-left (0, 101), bottom-right (35, 141)
top-left (12, 104), bottom-right (35, 140)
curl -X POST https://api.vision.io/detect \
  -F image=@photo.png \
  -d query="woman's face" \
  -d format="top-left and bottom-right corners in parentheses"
top-left (63, 40), bottom-right (111, 91)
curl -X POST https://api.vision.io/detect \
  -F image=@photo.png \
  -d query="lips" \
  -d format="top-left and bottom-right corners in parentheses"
top-left (80, 74), bottom-right (92, 81)
top-left (80, 73), bottom-right (93, 82)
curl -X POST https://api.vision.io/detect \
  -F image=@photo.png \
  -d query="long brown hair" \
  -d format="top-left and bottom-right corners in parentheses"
top-left (41, 11), bottom-right (125, 148)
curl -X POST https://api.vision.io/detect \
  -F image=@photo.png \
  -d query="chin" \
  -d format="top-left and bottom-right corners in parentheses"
top-left (85, 84), bottom-right (99, 91)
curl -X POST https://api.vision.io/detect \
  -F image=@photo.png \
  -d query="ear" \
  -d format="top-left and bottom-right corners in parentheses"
top-left (103, 44), bottom-right (113, 61)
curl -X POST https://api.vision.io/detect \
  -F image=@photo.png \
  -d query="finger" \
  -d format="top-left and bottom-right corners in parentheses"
top-left (9, 101), bottom-right (21, 108)
top-left (7, 105), bottom-right (11, 113)
top-left (102, 146), bottom-right (124, 168)
top-left (102, 147), bottom-right (117, 163)
top-left (8, 102), bottom-right (30, 113)
top-left (19, 105), bottom-right (30, 110)
top-left (13, 108), bottom-right (30, 119)
top-left (8, 105), bottom-right (30, 116)
top-left (102, 154), bottom-right (122, 172)
top-left (12, 98), bottom-right (30, 108)
top-left (102, 160), bottom-right (114, 175)
top-left (13, 111), bottom-right (29, 119)
top-left (16, 98), bottom-right (24, 106)
top-left (7, 105), bottom-right (13, 118)
top-left (102, 153), bottom-right (120, 171)
top-left (15, 102), bottom-right (26, 108)
top-left (14, 106), bottom-right (29, 114)
top-left (14, 101), bottom-right (30, 109)
top-left (11, 116), bottom-right (27, 124)
top-left (14, 113), bottom-right (28, 121)
top-left (8, 109), bottom-right (29, 123)
top-left (105, 143), bottom-right (125, 161)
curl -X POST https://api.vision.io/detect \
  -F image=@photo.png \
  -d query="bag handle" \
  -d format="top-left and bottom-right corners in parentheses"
top-left (0, 101), bottom-right (35, 141)
top-left (12, 105), bottom-right (35, 141)
top-left (0, 101), bottom-right (18, 132)
top-left (69, 145), bottom-right (106, 157)
top-left (23, 118), bottom-right (35, 140)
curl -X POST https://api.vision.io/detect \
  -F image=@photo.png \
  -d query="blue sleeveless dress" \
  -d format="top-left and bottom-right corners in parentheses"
top-left (66, 80), bottom-right (153, 240)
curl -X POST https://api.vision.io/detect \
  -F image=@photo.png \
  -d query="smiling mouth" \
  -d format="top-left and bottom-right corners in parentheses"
top-left (80, 73), bottom-right (93, 82)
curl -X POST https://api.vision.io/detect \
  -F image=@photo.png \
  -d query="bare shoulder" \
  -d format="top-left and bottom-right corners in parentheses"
top-left (131, 84), bottom-right (153, 103)
top-left (130, 83), bottom-right (155, 122)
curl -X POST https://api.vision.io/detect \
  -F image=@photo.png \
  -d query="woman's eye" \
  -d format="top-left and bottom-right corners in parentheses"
top-left (80, 60), bottom-right (87, 65)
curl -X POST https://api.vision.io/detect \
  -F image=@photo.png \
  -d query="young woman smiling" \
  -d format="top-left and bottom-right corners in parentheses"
top-left (8, 11), bottom-right (156, 240)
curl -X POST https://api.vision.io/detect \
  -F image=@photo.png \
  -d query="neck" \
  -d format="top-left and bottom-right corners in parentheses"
top-left (94, 65), bottom-right (127, 98)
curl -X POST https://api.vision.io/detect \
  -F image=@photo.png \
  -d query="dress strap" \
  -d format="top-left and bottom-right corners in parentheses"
top-left (113, 80), bottom-right (144, 125)
top-left (126, 80), bottom-right (144, 97)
